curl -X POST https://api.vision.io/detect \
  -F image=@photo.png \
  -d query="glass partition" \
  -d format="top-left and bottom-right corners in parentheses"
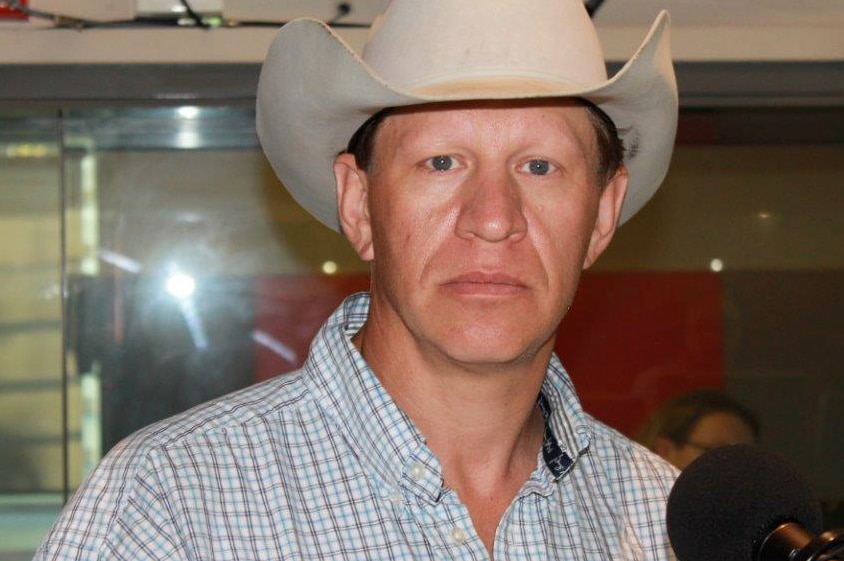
top-left (60, 107), bottom-right (367, 457)
top-left (0, 111), bottom-right (64, 560)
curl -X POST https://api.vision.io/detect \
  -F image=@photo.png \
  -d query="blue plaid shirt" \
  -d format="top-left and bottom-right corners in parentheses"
top-left (36, 292), bottom-right (678, 560)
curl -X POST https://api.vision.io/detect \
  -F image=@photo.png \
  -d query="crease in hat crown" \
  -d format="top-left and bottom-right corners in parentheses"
top-left (256, 0), bottom-right (678, 231)
top-left (362, 0), bottom-right (608, 93)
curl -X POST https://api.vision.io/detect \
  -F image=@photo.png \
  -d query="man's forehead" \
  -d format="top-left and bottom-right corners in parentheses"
top-left (375, 98), bottom-right (596, 151)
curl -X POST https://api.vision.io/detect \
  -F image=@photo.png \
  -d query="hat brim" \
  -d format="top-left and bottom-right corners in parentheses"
top-left (257, 11), bottom-right (677, 231)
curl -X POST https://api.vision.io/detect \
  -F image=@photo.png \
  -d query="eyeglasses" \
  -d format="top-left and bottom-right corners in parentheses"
top-left (680, 440), bottom-right (725, 453)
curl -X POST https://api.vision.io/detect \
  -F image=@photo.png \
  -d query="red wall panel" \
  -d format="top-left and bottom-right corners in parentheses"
top-left (557, 272), bottom-right (723, 436)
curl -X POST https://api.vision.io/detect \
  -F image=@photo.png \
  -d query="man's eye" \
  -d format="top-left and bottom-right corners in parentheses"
top-left (426, 155), bottom-right (455, 172)
top-left (522, 159), bottom-right (554, 176)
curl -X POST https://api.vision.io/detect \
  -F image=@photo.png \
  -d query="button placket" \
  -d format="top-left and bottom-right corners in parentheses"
top-left (408, 462), bottom-right (425, 482)
top-left (449, 526), bottom-right (469, 544)
top-left (387, 488), bottom-right (403, 504)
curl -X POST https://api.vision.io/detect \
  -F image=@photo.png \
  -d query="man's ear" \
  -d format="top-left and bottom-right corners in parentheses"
top-left (583, 167), bottom-right (629, 269)
top-left (334, 153), bottom-right (374, 262)
top-left (654, 436), bottom-right (678, 463)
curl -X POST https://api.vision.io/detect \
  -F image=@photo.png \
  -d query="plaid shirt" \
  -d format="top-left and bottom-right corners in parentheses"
top-left (36, 292), bottom-right (678, 560)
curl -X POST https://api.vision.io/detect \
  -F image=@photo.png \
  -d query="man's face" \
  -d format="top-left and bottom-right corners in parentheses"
top-left (335, 100), bottom-right (628, 368)
top-left (658, 412), bottom-right (758, 470)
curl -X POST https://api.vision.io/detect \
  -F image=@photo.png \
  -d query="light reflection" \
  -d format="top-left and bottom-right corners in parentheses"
top-left (178, 297), bottom-right (209, 350)
top-left (165, 270), bottom-right (208, 349)
top-left (176, 211), bottom-right (203, 224)
top-left (321, 260), bottom-right (338, 275)
top-left (177, 106), bottom-right (200, 119)
top-left (98, 249), bottom-right (142, 273)
top-left (3, 143), bottom-right (54, 158)
top-left (175, 130), bottom-right (201, 149)
top-left (710, 258), bottom-right (724, 273)
top-left (252, 330), bottom-right (298, 363)
top-left (166, 272), bottom-right (196, 299)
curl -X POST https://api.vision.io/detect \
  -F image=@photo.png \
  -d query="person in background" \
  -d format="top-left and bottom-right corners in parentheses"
top-left (35, 0), bottom-right (681, 558)
top-left (638, 389), bottom-right (760, 470)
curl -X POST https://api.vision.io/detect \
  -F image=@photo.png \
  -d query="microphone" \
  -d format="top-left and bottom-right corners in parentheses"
top-left (666, 444), bottom-right (844, 561)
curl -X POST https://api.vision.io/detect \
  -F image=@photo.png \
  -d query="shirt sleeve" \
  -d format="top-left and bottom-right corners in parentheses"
top-left (614, 435), bottom-right (680, 561)
top-left (33, 434), bottom-right (186, 561)
top-left (585, 416), bottom-right (680, 561)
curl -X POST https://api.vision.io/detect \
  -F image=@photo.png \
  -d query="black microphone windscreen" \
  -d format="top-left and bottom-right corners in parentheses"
top-left (666, 444), bottom-right (823, 561)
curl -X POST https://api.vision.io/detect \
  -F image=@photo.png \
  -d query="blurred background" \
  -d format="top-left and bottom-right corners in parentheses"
top-left (0, 0), bottom-right (843, 558)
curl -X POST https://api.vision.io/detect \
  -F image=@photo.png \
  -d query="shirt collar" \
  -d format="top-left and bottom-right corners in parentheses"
top-left (538, 354), bottom-right (593, 480)
top-left (303, 292), bottom-right (593, 496)
top-left (304, 292), bottom-right (428, 496)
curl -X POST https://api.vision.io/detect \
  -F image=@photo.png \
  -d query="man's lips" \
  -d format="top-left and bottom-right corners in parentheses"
top-left (442, 272), bottom-right (528, 295)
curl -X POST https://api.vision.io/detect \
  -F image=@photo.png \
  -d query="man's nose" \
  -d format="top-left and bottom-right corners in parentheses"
top-left (454, 169), bottom-right (528, 243)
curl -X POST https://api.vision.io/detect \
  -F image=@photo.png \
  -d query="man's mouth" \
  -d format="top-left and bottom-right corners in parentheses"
top-left (443, 271), bottom-right (528, 295)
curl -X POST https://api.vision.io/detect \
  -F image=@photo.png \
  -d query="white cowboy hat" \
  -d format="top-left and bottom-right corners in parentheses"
top-left (257, 0), bottom-right (677, 231)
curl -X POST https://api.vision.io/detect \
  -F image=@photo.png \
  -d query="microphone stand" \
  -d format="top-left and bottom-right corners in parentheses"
top-left (816, 533), bottom-right (844, 561)
top-left (758, 525), bottom-right (844, 561)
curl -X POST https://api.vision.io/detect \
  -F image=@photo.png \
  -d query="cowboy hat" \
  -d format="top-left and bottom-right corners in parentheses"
top-left (257, 0), bottom-right (677, 231)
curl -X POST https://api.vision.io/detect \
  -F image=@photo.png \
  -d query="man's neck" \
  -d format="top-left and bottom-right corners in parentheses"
top-left (353, 309), bottom-right (551, 553)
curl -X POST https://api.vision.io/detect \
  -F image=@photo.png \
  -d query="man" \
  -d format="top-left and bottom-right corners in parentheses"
top-left (36, 0), bottom-right (679, 559)
top-left (638, 390), bottom-right (760, 470)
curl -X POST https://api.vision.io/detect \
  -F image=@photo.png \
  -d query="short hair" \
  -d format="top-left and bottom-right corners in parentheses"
top-left (636, 390), bottom-right (761, 451)
top-left (345, 99), bottom-right (625, 187)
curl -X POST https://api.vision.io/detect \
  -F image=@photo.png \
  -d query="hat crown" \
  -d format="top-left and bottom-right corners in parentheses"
top-left (363, 0), bottom-right (608, 92)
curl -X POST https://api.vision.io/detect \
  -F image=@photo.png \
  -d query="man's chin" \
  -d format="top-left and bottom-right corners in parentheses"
top-left (435, 335), bottom-right (553, 371)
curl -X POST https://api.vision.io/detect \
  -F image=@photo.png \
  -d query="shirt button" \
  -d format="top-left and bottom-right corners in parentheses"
top-left (450, 526), bottom-right (468, 544)
top-left (408, 462), bottom-right (425, 481)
